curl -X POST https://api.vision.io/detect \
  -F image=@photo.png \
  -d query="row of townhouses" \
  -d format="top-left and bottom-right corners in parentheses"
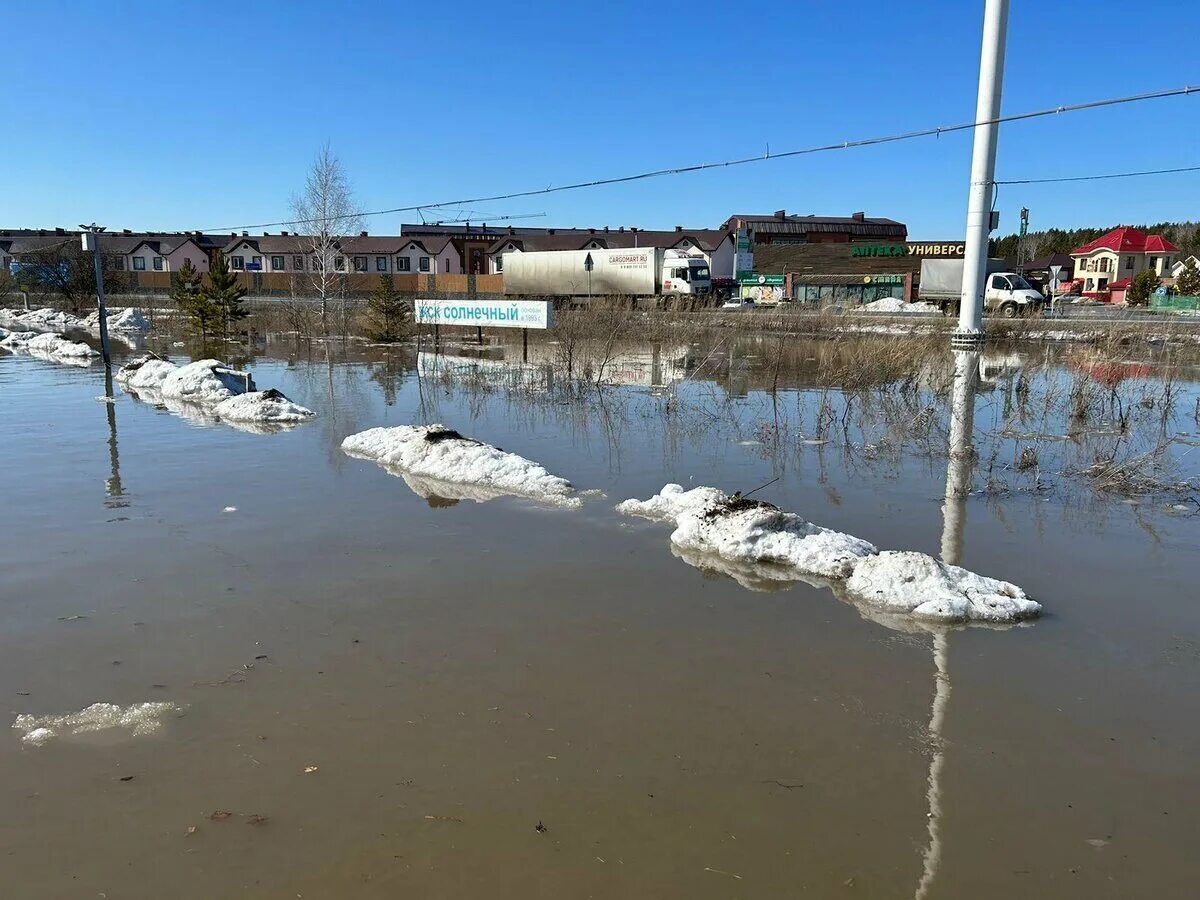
top-left (1, 212), bottom-right (907, 282)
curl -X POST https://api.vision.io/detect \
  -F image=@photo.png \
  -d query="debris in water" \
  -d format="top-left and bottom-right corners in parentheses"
top-left (209, 810), bottom-right (233, 821)
top-left (245, 814), bottom-right (268, 826)
top-left (342, 424), bottom-right (581, 507)
top-left (303, 765), bottom-right (319, 774)
top-left (223, 506), bottom-right (237, 513)
top-left (12, 701), bottom-right (182, 746)
top-left (535, 820), bottom-right (548, 833)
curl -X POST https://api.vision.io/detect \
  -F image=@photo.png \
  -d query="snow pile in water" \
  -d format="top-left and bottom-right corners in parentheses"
top-left (0, 307), bottom-right (88, 331)
top-left (618, 484), bottom-right (874, 580)
top-left (13, 701), bottom-right (181, 746)
top-left (0, 330), bottom-right (38, 349)
top-left (2, 330), bottom-right (99, 364)
top-left (85, 307), bottom-right (151, 333)
top-left (115, 355), bottom-right (178, 391)
top-left (213, 389), bottom-right (314, 423)
top-left (160, 358), bottom-right (247, 403)
top-left (342, 424), bottom-right (580, 507)
top-left (619, 484), bottom-right (1039, 625)
top-left (845, 551), bottom-right (1041, 624)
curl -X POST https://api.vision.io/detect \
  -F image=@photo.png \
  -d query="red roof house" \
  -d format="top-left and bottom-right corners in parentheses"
top-left (1069, 227), bottom-right (1178, 300)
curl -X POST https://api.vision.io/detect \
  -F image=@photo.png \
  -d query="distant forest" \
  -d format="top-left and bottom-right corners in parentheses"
top-left (990, 221), bottom-right (1199, 263)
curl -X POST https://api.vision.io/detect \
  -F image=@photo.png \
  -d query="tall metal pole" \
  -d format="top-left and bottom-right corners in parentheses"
top-left (81, 225), bottom-right (112, 365)
top-left (954, 0), bottom-right (1010, 349)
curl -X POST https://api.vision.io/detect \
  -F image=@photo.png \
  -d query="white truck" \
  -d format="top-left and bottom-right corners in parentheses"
top-left (502, 248), bottom-right (711, 299)
top-left (918, 259), bottom-right (1044, 318)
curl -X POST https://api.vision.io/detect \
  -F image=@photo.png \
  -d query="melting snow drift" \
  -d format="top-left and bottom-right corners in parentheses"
top-left (160, 359), bottom-right (248, 403)
top-left (342, 424), bottom-right (580, 507)
top-left (1, 329), bottom-right (99, 364)
top-left (617, 484), bottom-right (875, 580)
top-left (213, 389), bottom-right (315, 423)
top-left (845, 551), bottom-right (1040, 624)
top-left (115, 355), bottom-right (178, 391)
top-left (13, 701), bottom-right (182, 746)
top-left (618, 483), bottom-right (1040, 625)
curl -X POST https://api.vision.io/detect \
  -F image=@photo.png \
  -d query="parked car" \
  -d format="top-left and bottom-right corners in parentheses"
top-left (722, 298), bottom-right (755, 310)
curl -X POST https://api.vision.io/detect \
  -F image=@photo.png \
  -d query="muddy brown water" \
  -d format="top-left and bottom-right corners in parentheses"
top-left (2, 334), bottom-right (1199, 899)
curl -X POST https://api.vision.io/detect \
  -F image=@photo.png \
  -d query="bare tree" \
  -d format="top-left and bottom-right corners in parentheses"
top-left (290, 144), bottom-right (362, 335)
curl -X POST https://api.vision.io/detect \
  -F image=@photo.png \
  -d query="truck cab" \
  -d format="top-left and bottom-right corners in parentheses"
top-left (661, 255), bottom-right (711, 296)
top-left (984, 272), bottom-right (1044, 317)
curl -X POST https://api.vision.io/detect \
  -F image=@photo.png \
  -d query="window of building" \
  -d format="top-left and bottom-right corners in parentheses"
top-left (1163, 256), bottom-right (1171, 269)
top-left (152, 256), bottom-right (163, 270)
top-left (1125, 256), bottom-right (1134, 269)
top-left (396, 256), bottom-right (411, 272)
top-left (353, 255), bottom-right (367, 272)
top-left (495, 256), bottom-right (503, 272)
top-left (293, 255), bottom-right (304, 270)
top-left (1147, 257), bottom-right (1156, 271)
top-left (1098, 277), bottom-right (1108, 290)
top-left (311, 256), bottom-right (322, 271)
top-left (133, 257), bottom-right (146, 270)
top-left (419, 256), bottom-right (430, 272)
top-left (443, 258), bottom-right (449, 272)
top-left (271, 255), bottom-right (285, 270)
top-left (1085, 278), bottom-right (1094, 291)
top-left (252, 256), bottom-right (262, 269)
top-left (1099, 258), bottom-right (1109, 272)
top-left (231, 256), bottom-right (245, 270)
top-left (375, 256), bottom-right (388, 272)
top-left (335, 257), bottom-right (345, 272)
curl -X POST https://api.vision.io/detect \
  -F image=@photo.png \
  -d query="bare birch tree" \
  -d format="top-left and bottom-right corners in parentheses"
top-left (290, 144), bottom-right (362, 335)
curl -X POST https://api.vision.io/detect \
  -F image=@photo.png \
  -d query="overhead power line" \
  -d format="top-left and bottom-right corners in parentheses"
top-left (193, 84), bottom-right (1197, 234)
top-left (994, 164), bottom-right (1200, 185)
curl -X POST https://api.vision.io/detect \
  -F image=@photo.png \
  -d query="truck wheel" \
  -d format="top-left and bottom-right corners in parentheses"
top-left (1000, 302), bottom-right (1018, 319)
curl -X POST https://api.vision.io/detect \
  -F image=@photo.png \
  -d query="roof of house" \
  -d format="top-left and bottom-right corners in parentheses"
top-left (486, 229), bottom-right (731, 255)
top-left (1070, 227), bottom-right (1179, 255)
top-left (721, 211), bottom-right (907, 238)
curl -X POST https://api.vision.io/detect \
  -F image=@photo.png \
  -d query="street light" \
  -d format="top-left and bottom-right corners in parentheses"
top-left (79, 223), bottom-right (112, 365)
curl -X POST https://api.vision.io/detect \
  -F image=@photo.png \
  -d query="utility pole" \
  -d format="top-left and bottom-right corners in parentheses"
top-left (953, 0), bottom-right (1010, 349)
top-left (80, 223), bottom-right (112, 365)
top-left (1017, 207), bottom-right (1029, 273)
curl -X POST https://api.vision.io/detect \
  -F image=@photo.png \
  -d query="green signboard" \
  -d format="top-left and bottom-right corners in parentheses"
top-left (737, 273), bottom-right (785, 285)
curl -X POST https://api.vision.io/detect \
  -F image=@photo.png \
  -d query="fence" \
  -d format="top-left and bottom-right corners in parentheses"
top-left (1151, 294), bottom-right (1200, 312)
top-left (121, 270), bottom-right (507, 301)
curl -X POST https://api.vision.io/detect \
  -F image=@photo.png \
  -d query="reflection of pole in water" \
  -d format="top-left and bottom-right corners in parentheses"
top-left (917, 350), bottom-right (978, 898)
top-left (915, 631), bottom-right (950, 900)
top-left (941, 350), bottom-right (979, 567)
top-left (103, 365), bottom-right (127, 506)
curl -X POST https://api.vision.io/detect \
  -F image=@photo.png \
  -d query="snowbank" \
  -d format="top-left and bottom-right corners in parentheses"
top-left (213, 389), bottom-right (314, 423)
top-left (618, 484), bottom-right (876, 580)
top-left (1, 330), bottom-right (99, 365)
top-left (855, 298), bottom-right (942, 314)
top-left (13, 701), bottom-right (181, 746)
top-left (85, 307), bottom-right (151, 333)
top-left (0, 330), bottom-right (38, 349)
top-left (619, 484), bottom-right (1040, 625)
top-left (0, 307), bottom-right (87, 331)
top-left (160, 358), bottom-right (248, 403)
top-left (844, 551), bottom-right (1041, 624)
top-left (342, 424), bottom-right (580, 507)
top-left (115, 355), bottom-right (178, 391)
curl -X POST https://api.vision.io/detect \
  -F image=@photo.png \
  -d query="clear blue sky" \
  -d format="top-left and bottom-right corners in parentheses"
top-left (3, 0), bottom-right (1196, 239)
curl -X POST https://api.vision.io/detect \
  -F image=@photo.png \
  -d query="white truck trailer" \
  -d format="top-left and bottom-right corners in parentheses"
top-left (918, 258), bottom-right (1044, 318)
top-left (502, 248), bottom-right (711, 299)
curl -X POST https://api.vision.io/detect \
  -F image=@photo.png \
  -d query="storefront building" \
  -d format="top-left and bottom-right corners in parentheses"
top-left (751, 240), bottom-right (967, 304)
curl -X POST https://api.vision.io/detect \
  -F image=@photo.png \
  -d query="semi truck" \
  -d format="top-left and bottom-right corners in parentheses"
top-left (918, 259), bottom-right (1044, 317)
top-left (502, 248), bottom-right (711, 299)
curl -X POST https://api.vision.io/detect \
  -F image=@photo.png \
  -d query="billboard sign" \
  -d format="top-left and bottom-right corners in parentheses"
top-left (415, 299), bottom-right (553, 330)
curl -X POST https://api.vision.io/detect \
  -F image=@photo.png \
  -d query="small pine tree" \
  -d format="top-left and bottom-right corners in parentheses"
top-left (1127, 268), bottom-right (1160, 307)
top-left (363, 274), bottom-right (409, 342)
top-left (204, 251), bottom-right (249, 340)
top-left (1175, 257), bottom-right (1200, 296)
top-left (169, 258), bottom-right (220, 340)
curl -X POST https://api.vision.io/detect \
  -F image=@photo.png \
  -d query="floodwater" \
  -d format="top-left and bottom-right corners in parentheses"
top-left (2, 331), bottom-right (1199, 899)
